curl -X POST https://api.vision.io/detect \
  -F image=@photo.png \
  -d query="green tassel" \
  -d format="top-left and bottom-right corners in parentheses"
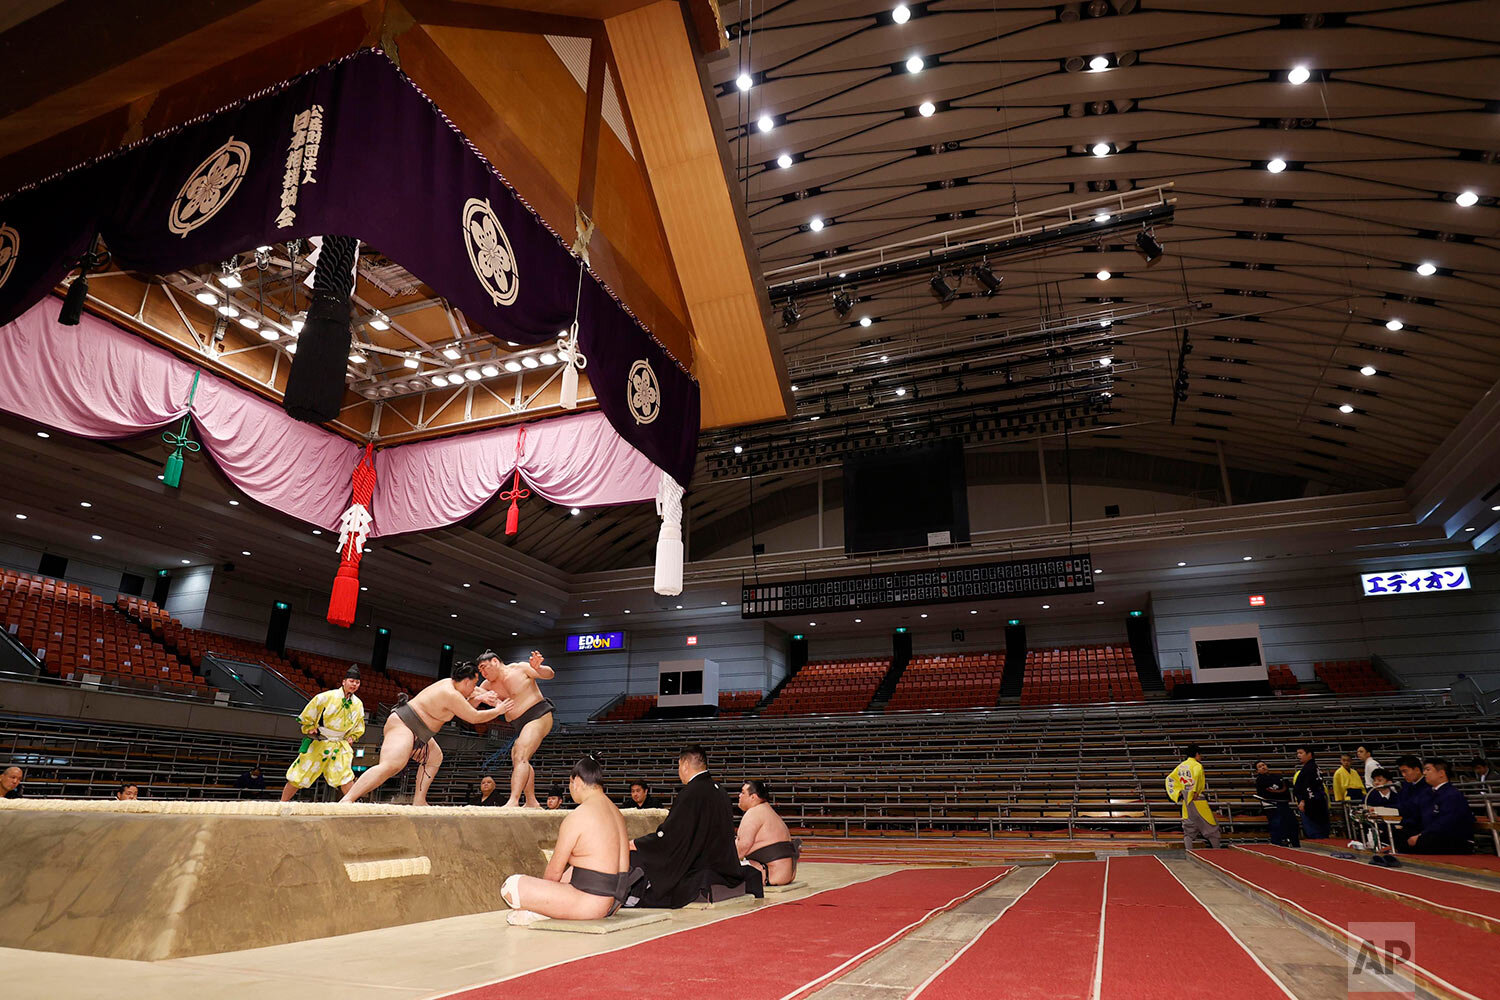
top-left (162, 449), bottom-right (185, 488)
top-left (299, 737), bottom-right (313, 755)
top-left (160, 371), bottom-right (202, 490)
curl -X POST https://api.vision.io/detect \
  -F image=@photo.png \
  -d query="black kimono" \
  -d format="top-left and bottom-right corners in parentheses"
top-left (629, 770), bottom-right (751, 908)
top-left (1292, 760), bottom-right (1330, 838)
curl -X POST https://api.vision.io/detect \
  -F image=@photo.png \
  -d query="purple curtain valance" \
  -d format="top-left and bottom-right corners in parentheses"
top-left (0, 49), bottom-right (697, 486)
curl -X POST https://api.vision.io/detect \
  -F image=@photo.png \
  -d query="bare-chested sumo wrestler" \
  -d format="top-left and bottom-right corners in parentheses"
top-left (475, 649), bottom-right (556, 808)
top-left (340, 661), bottom-right (512, 805)
top-left (736, 779), bottom-right (800, 885)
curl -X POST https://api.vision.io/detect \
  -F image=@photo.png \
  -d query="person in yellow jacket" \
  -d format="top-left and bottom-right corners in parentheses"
top-left (1331, 752), bottom-right (1366, 802)
top-left (282, 666), bottom-right (366, 801)
top-left (1166, 743), bottom-right (1221, 849)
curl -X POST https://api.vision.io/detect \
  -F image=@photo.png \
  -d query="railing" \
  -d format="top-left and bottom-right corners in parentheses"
top-left (0, 666), bottom-right (229, 707)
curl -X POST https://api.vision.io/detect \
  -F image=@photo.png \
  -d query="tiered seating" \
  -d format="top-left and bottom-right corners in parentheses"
top-left (288, 649), bottom-right (402, 706)
top-left (1162, 668), bottom-right (1191, 693)
top-left (762, 658), bottom-right (889, 716)
top-left (1316, 659), bottom-right (1396, 694)
top-left (597, 693), bottom-right (654, 722)
top-left (1, 570), bottom-right (210, 699)
top-left (1267, 664), bottom-right (1300, 693)
top-left (717, 690), bottom-right (762, 717)
top-left (1021, 644), bottom-right (1143, 706)
top-left (885, 652), bottom-right (1004, 712)
top-left (386, 667), bottom-right (439, 696)
top-left (155, 622), bottom-right (318, 697)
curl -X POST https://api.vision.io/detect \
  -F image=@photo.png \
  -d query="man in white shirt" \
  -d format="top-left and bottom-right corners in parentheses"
top-left (1357, 744), bottom-right (1382, 787)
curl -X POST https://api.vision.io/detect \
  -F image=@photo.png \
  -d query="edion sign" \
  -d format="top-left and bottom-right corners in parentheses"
top-left (566, 631), bottom-right (626, 652)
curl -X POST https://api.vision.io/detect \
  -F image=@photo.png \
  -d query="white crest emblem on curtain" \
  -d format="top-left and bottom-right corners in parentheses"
top-left (168, 138), bottom-right (251, 236)
top-left (0, 223), bottom-right (17, 290)
top-left (628, 359), bottom-right (661, 425)
top-left (462, 196), bottom-right (519, 307)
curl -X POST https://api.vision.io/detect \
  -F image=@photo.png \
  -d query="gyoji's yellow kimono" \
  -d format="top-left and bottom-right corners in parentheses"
top-left (285, 689), bottom-right (366, 789)
top-left (1166, 756), bottom-right (1216, 826)
top-left (1331, 765), bottom-right (1365, 802)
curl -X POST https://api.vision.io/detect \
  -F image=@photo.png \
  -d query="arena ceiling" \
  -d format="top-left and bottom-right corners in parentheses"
top-left (703, 0), bottom-right (1500, 501)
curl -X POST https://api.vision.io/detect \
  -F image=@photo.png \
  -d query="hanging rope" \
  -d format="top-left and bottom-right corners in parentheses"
top-left (557, 262), bottom-right (589, 409)
top-left (160, 370), bottom-right (202, 488)
top-left (500, 426), bottom-right (530, 536)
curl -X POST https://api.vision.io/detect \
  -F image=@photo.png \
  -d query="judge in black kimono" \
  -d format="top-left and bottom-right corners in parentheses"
top-left (627, 744), bottom-right (760, 908)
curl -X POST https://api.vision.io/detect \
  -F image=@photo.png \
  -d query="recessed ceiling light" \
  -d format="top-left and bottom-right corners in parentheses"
top-left (583, 612), bottom-right (590, 617)
top-left (1360, 365), bottom-right (1377, 377)
top-left (1096, 270), bottom-right (1111, 281)
top-left (570, 507), bottom-right (581, 516)
top-left (1096, 600), bottom-right (1104, 605)
top-left (1465, 526), bottom-right (1476, 532)
top-left (1385, 319), bottom-right (1404, 331)
top-left (360, 586), bottom-right (368, 592)
top-left (1094, 568), bottom-right (1103, 574)
top-left (892, 3), bottom-right (910, 24)
top-left (969, 609), bottom-right (977, 615)
top-left (676, 605), bottom-right (683, 610)
top-left (1455, 190), bottom-right (1479, 208)
top-left (809, 621), bottom-right (816, 626)
top-left (510, 599), bottom-right (517, 604)
top-left (1098, 356), bottom-right (1113, 367)
top-left (810, 415), bottom-right (820, 421)
top-left (1339, 403), bottom-right (1354, 414)
top-left (195, 291), bottom-right (217, 305)
top-left (757, 114), bottom-right (774, 133)
top-left (1490, 504), bottom-right (1500, 512)
top-left (906, 55), bottom-right (924, 73)
top-left (623, 609), bottom-right (630, 614)
top-left (540, 610), bottom-right (547, 614)
top-left (1242, 556), bottom-right (1253, 561)
top-left (228, 500), bottom-right (239, 506)
top-left (1287, 65), bottom-right (1310, 85)
top-left (854, 618), bottom-right (862, 623)
top-left (35, 430), bottom-right (49, 439)
top-left (860, 317), bottom-right (872, 327)
top-left (1091, 142), bottom-right (1111, 157)
top-left (450, 613), bottom-right (458, 618)
top-left (777, 153), bottom-right (793, 169)
top-left (920, 613), bottom-right (928, 618)
top-left (79, 501), bottom-right (92, 508)
top-left (181, 558), bottom-right (190, 564)
top-left (512, 631), bottom-right (519, 636)
top-left (880, 354), bottom-right (889, 362)
top-left (15, 513), bottom-right (29, 519)
top-left (918, 101), bottom-right (936, 117)
top-left (733, 445), bottom-right (743, 454)
top-left (735, 72), bottom-right (753, 91)
top-left (1416, 262), bottom-right (1437, 276)
top-left (1177, 561), bottom-right (1187, 567)
top-left (1089, 55), bottom-right (1110, 71)
top-left (1042, 604), bottom-right (1050, 609)
top-left (808, 216), bottom-right (824, 232)
top-left (90, 534), bottom-right (101, 541)
top-left (1266, 158), bottom-right (1287, 173)
top-left (313, 529), bottom-right (322, 535)
top-left (894, 387), bottom-right (906, 397)
top-left (1094, 212), bottom-right (1111, 223)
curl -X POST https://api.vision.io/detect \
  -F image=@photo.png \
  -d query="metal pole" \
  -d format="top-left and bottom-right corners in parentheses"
top-left (1038, 437), bottom-right (1051, 524)
top-left (1216, 440), bottom-right (1233, 506)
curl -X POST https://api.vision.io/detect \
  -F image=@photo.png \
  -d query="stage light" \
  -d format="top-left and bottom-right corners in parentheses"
top-left (918, 101), bottom-right (936, 117)
top-left (906, 55), bottom-right (924, 73)
top-left (369, 311), bottom-right (390, 331)
top-left (1416, 262), bottom-right (1437, 276)
top-left (1360, 365), bottom-right (1377, 376)
top-left (1385, 319), bottom-right (1404, 331)
top-left (974, 263), bottom-right (1003, 295)
top-left (757, 114), bottom-right (774, 133)
top-left (1096, 269), bottom-right (1111, 281)
top-left (1091, 142), bottom-right (1111, 157)
top-left (480, 364), bottom-right (500, 378)
top-left (894, 387), bottom-right (906, 397)
top-left (1456, 190), bottom-right (1478, 207)
top-left (1089, 55), bottom-right (1110, 71)
top-left (777, 153), bottom-right (793, 169)
top-left (539, 351), bottom-right (557, 365)
top-left (348, 352), bottom-right (366, 364)
top-left (464, 369), bottom-right (481, 381)
top-left (521, 355), bottom-right (540, 369)
top-left (929, 272), bottom-right (955, 302)
top-left (736, 72), bottom-right (753, 91)
top-left (195, 291), bottom-right (217, 305)
top-left (892, 3), bottom-right (910, 24)
top-left (218, 271), bottom-right (242, 289)
top-left (430, 375), bottom-right (448, 387)
top-left (570, 507), bottom-right (581, 516)
top-left (1134, 229), bottom-right (1164, 263)
top-left (1339, 403), bottom-right (1354, 413)
top-left (442, 345), bottom-right (462, 361)
top-left (504, 360), bottom-right (523, 373)
top-left (1099, 356), bottom-right (1113, 367)
top-left (859, 316), bottom-right (872, 327)
top-left (781, 301), bottom-right (801, 327)
top-left (285, 343), bottom-right (297, 354)
top-left (1094, 212), bottom-right (1111, 223)
top-left (238, 315), bottom-right (259, 329)
top-left (290, 314), bottom-right (304, 334)
top-left (832, 290), bottom-right (853, 317)
top-left (1267, 158), bottom-right (1287, 173)
top-left (1287, 65), bottom-right (1310, 85)
top-left (218, 304), bottom-right (239, 317)
top-left (402, 356), bottom-right (420, 369)
top-left (259, 327), bottom-right (279, 341)
top-left (808, 216), bottom-right (824, 232)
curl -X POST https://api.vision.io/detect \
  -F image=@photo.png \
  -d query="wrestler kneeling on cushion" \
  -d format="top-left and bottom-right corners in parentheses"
top-left (736, 779), bottom-right (800, 886)
top-left (501, 754), bottom-right (640, 925)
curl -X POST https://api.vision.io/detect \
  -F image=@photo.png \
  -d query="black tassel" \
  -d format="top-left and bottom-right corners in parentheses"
top-left (59, 234), bottom-right (104, 326)
top-left (282, 235), bottom-right (359, 423)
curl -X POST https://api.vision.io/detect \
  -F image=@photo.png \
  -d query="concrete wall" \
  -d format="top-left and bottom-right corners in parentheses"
top-left (1150, 565), bottom-right (1500, 690)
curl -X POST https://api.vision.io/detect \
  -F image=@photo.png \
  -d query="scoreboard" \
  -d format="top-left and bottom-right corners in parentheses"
top-left (741, 553), bottom-right (1094, 618)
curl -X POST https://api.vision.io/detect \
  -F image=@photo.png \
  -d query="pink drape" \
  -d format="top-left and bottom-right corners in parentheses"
top-left (372, 410), bottom-right (661, 536)
top-left (0, 302), bottom-right (665, 536)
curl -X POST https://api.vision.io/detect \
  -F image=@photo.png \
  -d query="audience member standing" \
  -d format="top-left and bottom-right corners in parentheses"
top-left (1356, 745), bottom-right (1382, 787)
top-left (1332, 753), bottom-right (1365, 803)
top-left (1253, 760), bottom-right (1299, 847)
top-left (1292, 746), bottom-right (1330, 839)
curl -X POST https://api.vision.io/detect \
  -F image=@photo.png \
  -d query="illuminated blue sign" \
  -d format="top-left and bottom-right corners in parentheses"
top-left (567, 631), bottom-right (626, 652)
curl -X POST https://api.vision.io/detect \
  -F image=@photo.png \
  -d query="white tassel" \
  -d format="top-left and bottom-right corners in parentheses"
top-left (556, 323), bottom-right (586, 410)
top-left (654, 470), bottom-right (684, 597)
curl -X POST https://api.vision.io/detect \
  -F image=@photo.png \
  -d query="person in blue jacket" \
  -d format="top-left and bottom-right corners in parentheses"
top-left (1391, 755), bottom-right (1430, 846)
top-left (1402, 758), bottom-right (1474, 855)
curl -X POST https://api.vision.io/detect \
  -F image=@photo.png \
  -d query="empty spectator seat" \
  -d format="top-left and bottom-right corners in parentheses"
top-left (1315, 659), bottom-right (1395, 694)
top-left (762, 658), bottom-right (889, 716)
top-left (885, 652), bottom-right (1004, 712)
top-left (1021, 645), bottom-right (1143, 707)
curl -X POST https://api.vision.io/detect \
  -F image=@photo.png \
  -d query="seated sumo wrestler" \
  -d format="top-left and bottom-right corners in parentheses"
top-left (735, 779), bottom-right (799, 886)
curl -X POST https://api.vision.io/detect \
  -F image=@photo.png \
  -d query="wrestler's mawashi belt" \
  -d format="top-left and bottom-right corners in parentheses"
top-left (512, 698), bottom-right (555, 729)
top-left (392, 697), bottom-right (437, 747)
top-left (746, 840), bottom-right (798, 865)
top-left (569, 865), bottom-right (643, 915)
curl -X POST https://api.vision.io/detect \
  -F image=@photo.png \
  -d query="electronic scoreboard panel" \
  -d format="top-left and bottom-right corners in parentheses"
top-left (740, 553), bottom-right (1094, 618)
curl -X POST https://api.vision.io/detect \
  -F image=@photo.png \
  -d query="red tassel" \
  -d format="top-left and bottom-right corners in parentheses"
top-left (327, 561), bottom-right (360, 628)
top-left (505, 499), bottom-right (520, 536)
top-left (500, 430), bottom-right (529, 537)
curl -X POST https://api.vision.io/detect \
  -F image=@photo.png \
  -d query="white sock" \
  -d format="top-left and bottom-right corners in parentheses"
top-left (501, 874), bottom-right (522, 909)
top-left (507, 909), bottom-right (551, 926)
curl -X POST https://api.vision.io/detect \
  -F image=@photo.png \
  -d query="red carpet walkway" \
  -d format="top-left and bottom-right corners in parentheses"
top-left (1241, 845), bottom-right (1500, 925)
top-left (1196, 849), bottom-right (1500, 1000)
top-left (912, 857), bottom-right (1292, 1000)
top-left (437, 866), bottom-right (1010, 1000)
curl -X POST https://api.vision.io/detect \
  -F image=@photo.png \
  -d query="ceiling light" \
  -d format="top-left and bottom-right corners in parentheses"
top-left (217, 272), bottom-right (242, 289)
top-left (808, 216), bottom-right (824, 232)
top-left (721, 601), bottom-right (729, 606)
top-left (238, 315), bottom-right (259, 330)
top-left (290, 315), bottom-right (304, 335)
top-left (540, 351), bottom-right (558, 365)
top-left (894, 387), bottom-right (906, 397)
top-left (1177, 561), bottom-right (1186, 567)
top-left (1491, 505), bottom-right (1500, 512)
top-left (1455, 190), bottom-right (1479, 208)
top-left (1098, 356), bottom-right (1113, 367)
top-left (1089, 55), bottom-right (1110, 71)
top-left (1416, 262), bottom-right (1437, 276)
top-left (442, 346), bottom-right (462, 361)
top-left (1385, 319), bottom-right (1404, 331)
top-left (583, 612), bottom-right (590, 617)
top-left (36, 431), bottom-right (48, 439)
top-left (228, 500), bottom-right (239, 506)
top-left (285, 342), bottom-right (297, 354)
top-left (859, 316), bottom-right (872, 327)
top-left (880, 354), bottom-right (888, 362)
top-left (1267, 158), bottom-right (1287, 174)
top-left (854, 617), bottom-right (862, 623)
top-left (13, 513), bottom-right (25, 520)
top-left (217, 304), bottom-right (239, 318)
top-left (1465, 526), bottom-right (1476, 532)
top-left (974, 263), bottom-right (1002, 295)
top-left (504, 360), bottom-right (523, 373)
top-left (675, 605), bottom-right (683, 610)
top-left (479, 364), bottom-right (499, 378)
top-left (832, 290), bottom-right (853, 317)
top-left (1242, 556), bottom-right (1252, 561)
top-left (757, 114), bottom-right (774, 133)
top-left (1096, 269), bottom-right (1111, 281)
top-left (181, 558), bottom-right (191, 564)
top-left (735, 72), bottom-right (753, 91)
top-left (1134, 229), bottom-right (1164, 263)
top-left (810, 415), bottom-right (820, 421)
top-left (401, 356), bottom-right (420, 370)
top-left (1096, 600), bottom-right (1105, 606)
top-left (1094, 568), bottom-right (1103, 574)
top-left (1287, 65), bottom-right (1310, 85)
top-left (361, 586), bottom-right (369, 592)
top-left (313, 529), bottom-right (322, 535)
top-left (1360, 365), bottom-right (1377, 377)
top-left (906, 55), bottom-right (924, 73)
top-left (521, 356), bottom-right (540, 369)
top-left (463, 368), bottom-right (481, 381)
top-left (892, 3), bottom-right (910, 24)
top-left (929, 272), bottom-right (955, 302)
top-left (733, 445), bottom-right (743, 454)
top-left (195, 291), bottom-right (217, 305)
top-left (90, 534), bottom-right (101, 541)
top-left (1091, 142), bottom-right (1111, 157)
top-left (570, 507), bottom-right (581, 516)
top-left (791, 385), bottom-right (799, 391)
top-left (450, 613), bottom-right (458, 618)
top-left (918, 101), bottom-right (936, 117)
top-left (1042, 604), bottom-right (1050, 609)
top-left (809, 621), bottom-right (817, 626)
top-left (79, 501), bottom-right (91, 508)
top-left (369, 312), bottom-right (390, 331)
top-left (920, 613), bottom-right (927, 618)
top-left (348, 352), bottom-right (366, 364)
top-left (1339, 403), bottom-right (1354, 414)
top-left (1094, 212), bottom-right (1111, 223)
top-left (623, 609), bottom-right (629, 614)
top-left (430, 375), bottom-right (449, 388)
top-left (777, 153), bottom-right (793, 169)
